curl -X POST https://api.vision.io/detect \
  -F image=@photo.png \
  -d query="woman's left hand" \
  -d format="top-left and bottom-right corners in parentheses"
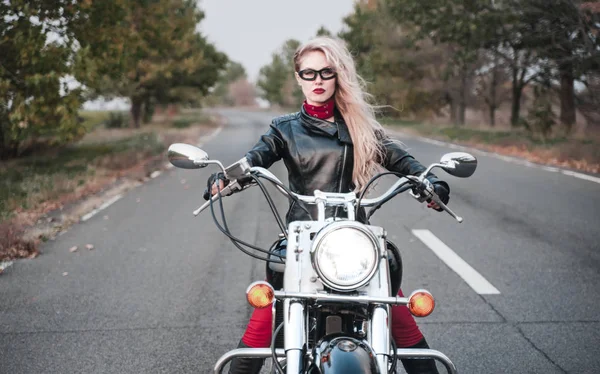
top-left (428, 182), bottom-right (449, 212)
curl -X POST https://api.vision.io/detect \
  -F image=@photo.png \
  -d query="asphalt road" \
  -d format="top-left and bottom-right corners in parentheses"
top-left (1, 109), bottom-right (599, 374)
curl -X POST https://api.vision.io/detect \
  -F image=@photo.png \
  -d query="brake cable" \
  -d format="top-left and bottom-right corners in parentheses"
top-left (271, 321), bottom-right (285, 373)
top-left (366, 182), bottom-right (413, 221)
top-left (355, 171), bottom-right (409, 217)
top-left (251, 174), bottom-right (287, 239)
top-left (209, 184), bottom-right (284, 263)
top-left (255, 172), bottom-right (314, 220)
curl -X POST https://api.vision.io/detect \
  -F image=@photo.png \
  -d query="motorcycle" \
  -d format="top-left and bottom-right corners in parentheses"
top-left (167, 143), bottom-right (477, 373)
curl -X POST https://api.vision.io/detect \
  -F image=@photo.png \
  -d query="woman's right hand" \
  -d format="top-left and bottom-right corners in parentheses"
top-left (203, 173), bottom-right (229, 201)
top-left (211, 179), bottom-right (226, 196)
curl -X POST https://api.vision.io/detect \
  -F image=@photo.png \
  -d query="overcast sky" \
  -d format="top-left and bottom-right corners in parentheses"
top-left (197, 0), bottom-right (357, 82)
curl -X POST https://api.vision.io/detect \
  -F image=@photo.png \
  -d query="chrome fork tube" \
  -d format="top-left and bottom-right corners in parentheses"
top-left (284, 299), bottom-right (305, 373)
top-left (370, 304), bottom-right (390, 372)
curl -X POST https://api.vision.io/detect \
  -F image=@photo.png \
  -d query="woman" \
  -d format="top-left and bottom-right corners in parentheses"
top-left (209, 36), bottom-right (448, 374)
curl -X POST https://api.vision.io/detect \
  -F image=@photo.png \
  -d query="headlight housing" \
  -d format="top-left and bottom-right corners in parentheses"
top-left (311, 221), bottom-right (381, 292)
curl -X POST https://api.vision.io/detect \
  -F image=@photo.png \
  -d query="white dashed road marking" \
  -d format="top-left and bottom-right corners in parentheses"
top-left (197, 126), bottom-right (222, 147)
top-left (81, 195), bottom-right (123, 222)
top-left (0, 261), bottom-right (14, 272)
top-left (412, 229), bottom-right (501, 295)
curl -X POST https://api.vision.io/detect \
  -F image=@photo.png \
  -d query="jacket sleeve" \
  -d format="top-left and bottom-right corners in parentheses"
top-left (245, 123), bottom-right (286, 169)
top-left (380, 137), bottom-right (426, 176)
top-left (380, 136), bottom-right (449, 190)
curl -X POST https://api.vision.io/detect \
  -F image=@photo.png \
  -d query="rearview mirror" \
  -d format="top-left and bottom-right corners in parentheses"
top-left (440, 152), bottom-right (477, 178)
top-left (167, 143), bottom-right (209, 169)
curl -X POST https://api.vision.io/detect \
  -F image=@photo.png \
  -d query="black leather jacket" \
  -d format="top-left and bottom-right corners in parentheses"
top-left (245, 107), bottom-right (449, 223)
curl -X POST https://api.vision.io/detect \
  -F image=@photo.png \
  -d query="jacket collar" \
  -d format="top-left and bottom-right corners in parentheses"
top-left (300, 107), bottom-right (353, 145)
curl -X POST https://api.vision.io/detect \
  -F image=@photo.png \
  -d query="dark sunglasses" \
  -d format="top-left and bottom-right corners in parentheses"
top-left (297, 68), bottom-right (337, 81)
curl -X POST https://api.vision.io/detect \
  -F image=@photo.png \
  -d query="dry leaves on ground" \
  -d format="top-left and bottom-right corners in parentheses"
top-left (474, 143), bottom-right (600, 174)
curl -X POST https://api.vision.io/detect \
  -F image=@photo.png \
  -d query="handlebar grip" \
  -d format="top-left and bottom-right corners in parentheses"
top-left (193, 183), bottom-right (235, 216)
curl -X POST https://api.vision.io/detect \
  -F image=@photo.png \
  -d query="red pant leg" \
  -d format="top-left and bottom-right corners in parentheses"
top-left (241, 305), bottom-right (273, 348)
top-left (390, 289), bottom-right (424, 347)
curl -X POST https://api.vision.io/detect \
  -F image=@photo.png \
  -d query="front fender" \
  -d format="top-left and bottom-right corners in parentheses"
top-left (310, 335), bottom-right (380, 374)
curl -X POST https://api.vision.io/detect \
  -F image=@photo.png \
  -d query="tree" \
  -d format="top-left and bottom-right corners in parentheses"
top-left (257, 39), bottom-right (302, 107)
top-left (210, 61), bottom-right (247, 106)
top-left (257, 54), bottom-right (289, 106)
top-left (473, 50), bottom-right (512, 126)
top-left (517, 0), bottom-right (599, 131)
top-left (228, 79), bottom-right (257, 107)
top-left (577, 72), bottom-right (600, 127)
top-left (383, 0), bottom-right (492, 125)
top-left (339, 3), bottom-right (378, 82)
top-left (476, 2), bottom-right (541, 127)
top-left (316, 26), bottom-right (332, 37)
top-left (525, 83), bottom-right (557, 141)
top-left (208, 61), bottom-right (257, 106)
top-left (74, 0), bottom-right (226, 127)
top-left (340, 3), bottom-right (452, 119)
top-left (0, 1), bottom-right (91, 158)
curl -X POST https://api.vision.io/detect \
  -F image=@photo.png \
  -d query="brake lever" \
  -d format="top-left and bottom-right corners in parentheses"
top-left (192, 177), bottom-right (257, 216)
top-left (407, 176), bottom-right (463, 223)
top-left (192, 180), bottom-right (238, 216)
top-left (429, 193), bottom-right (463, 223)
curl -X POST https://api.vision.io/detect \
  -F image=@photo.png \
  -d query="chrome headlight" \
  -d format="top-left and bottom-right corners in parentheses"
top-left (311, 222), bottom-right (380, 292)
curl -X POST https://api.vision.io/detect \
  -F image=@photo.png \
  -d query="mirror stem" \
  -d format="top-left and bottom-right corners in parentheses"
top-left (197, 160), bottom-right (227, 174)
top-left (419, 163), bottom-right (446, 181)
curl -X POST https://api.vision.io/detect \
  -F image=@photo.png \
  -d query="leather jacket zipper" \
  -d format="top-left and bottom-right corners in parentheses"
top-left (339, 145), bottom-right (347, 193)
top-left (334, 145), bottom-right (348, 218)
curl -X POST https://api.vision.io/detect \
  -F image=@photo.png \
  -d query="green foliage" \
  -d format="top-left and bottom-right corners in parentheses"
top-left (316, 26), bottom-right (332, 37)
top-left (208, 61), bottom-right (251, 106)
top-left (172, 118), bottom-right (195, 128)
top-left (0, 131), bottom-right (164, 219)
top-left (0, 1), bottom-right (88, 158)
top-left (523, 85), bottom-right (557, 141)
top-left (79, 111), bottom-right (112, 131)
top-left (340, 4), bottom-right (449, 118)
top-left (339, 4), bottom-right (378, 82)
top-left (257, 55), bottom-right (289, 106)
top-left (257, 39), bottom-right (302, 107)
top-left (104, 112), bottom-right (129, 129)
top-left (73, 0), bottom-right (227, 127)
top-left (0, 0), bottom-right (228, 159)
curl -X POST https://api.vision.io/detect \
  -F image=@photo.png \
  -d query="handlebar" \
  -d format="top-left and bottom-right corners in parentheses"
top-left (193, 160), bottom-right (463, 223)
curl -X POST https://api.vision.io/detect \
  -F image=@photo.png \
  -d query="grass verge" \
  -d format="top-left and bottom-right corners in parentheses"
top-left (0, 110), bottom-right (219, 262)
top-left (383, 119), bottom-right (600, 174)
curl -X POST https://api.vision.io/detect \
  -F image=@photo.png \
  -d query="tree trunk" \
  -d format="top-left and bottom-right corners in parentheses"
top-left (142, 97), bottom-right (155, 124)
top-left (458, 99), bottom-right (466, 125)
top-left (458, 90), bottom-right (466, 126)
top-left (511, 68), bottom-right (522, 127)
top-left (0, 126), bottom-right (6, 159)
top-left (130, 96), bottom-right (143, 129)
top-left (0, 126), bottom-right (19, 159)
top-left (457, 62), bottom-right (468, 126)
top-left (559, 62), bottom-right (576, 131)
top-left (446, 92), bottom-right (457, 124)
top-left (489, 60), bottom-right (498, 127)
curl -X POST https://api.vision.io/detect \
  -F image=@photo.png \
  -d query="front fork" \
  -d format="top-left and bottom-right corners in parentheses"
top-left (284, 301), bottom-right (390, 373)
top-left (370, 304), bottom-right (391, 372)
top-left (284, 299), bottom-right (306, 372)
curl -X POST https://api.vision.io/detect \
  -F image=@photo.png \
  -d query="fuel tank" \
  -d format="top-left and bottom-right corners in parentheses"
top-left (309, 334), bottom-right (380, 373)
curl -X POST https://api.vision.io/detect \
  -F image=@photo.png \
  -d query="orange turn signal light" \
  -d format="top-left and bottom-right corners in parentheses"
top-left (246, 281), bottom-right (275, 309)
top-left (408, 290), bottom-right (435, 317)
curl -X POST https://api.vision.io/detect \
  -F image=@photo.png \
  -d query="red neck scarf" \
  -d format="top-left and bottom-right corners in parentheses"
top-left (303, 98), bottom-right (335, 120)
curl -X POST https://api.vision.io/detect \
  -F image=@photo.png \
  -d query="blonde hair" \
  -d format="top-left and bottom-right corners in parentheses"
top-left (294, 36), bottom-right (386, 192)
